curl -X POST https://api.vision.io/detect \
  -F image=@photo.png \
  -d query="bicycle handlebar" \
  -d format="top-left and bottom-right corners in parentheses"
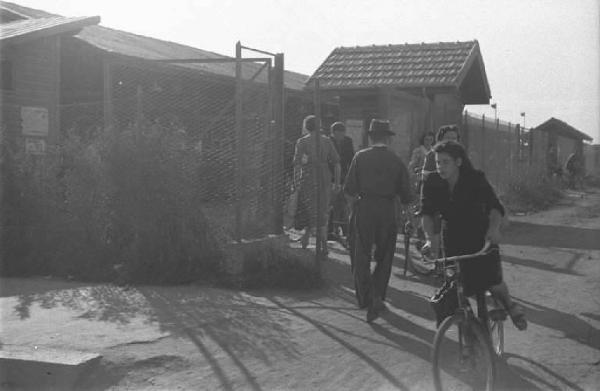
top-left (422, 241), bottom-right (496, 264)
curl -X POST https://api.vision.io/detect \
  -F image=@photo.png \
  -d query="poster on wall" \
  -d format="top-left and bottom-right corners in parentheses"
top-left (345, 119), bottom-right (364, 150)
top-left (25, 138), bottom-right (46, 155)
top-left (21, 106), bottom-right (49, 137)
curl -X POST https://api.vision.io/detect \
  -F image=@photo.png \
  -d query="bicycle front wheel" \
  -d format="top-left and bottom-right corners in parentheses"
top-left (432, 314), bottom-right (496, 391)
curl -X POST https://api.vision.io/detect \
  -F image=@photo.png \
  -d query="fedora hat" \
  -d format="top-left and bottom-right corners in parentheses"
top-left (368, 119), bottom-right (395, 136)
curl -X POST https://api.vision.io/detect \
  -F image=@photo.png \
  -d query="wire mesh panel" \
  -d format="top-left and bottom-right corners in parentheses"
top-left (103, 58), bottom-right (283, 242)
top-left (463, 112), bottom-right (548, 195)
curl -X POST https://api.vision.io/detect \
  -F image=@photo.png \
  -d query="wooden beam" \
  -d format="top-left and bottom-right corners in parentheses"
top-left (102, 59), bottom-right (114, 131)
top-left (272, 53), bottom-right (285, 233)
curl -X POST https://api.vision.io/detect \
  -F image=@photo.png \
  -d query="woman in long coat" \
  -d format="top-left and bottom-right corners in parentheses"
top-left (293, 115), bottom-right (341, 252)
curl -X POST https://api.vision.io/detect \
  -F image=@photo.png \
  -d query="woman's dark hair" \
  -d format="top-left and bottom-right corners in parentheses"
top-left (303, 115), bottom-right (317, 132)
top-left (436, 124), bottom-right (460, 142)
top-left (433, 140), bottom-right (474, 172)
top-left (420, 131), bottom-right (435, 145)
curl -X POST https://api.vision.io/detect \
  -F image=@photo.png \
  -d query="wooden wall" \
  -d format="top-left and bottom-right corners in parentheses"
top-left (1, 36), bottom-right (61, 146)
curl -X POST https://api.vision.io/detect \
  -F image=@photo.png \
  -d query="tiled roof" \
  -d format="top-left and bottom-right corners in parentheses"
top-left (310, 41), bottom-right (483, 90)
top-left (0, 1), bottom-right (308, 91)
top-left (535, 117), bottom-right (592, 141)
top-left (0, 16), bottom-right (99, 43)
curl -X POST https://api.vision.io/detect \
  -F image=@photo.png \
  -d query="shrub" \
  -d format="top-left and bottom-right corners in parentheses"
top-left (1, 123), bottom-right (226, 283)
top-left (501, 170), bottom-right (563, 213)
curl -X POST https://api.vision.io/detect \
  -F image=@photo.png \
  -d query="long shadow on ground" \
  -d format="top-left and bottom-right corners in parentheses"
top-left (320, 258), bottom-right (542, 390)
top-left (503, 221), bottom-right (600, 250)
top-left (515, 297), bottom-right (600, 351)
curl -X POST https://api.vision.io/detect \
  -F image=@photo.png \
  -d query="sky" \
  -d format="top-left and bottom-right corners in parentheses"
top-left (10, 0), bottom-right (600, 142)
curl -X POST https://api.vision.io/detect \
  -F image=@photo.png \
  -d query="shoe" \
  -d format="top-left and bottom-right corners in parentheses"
top-left (508, 303), bottom-right (528, 330)
top-left (366, 297), bottom-right (385, 323)
top-left (366, 306), bottom-right (380, 323)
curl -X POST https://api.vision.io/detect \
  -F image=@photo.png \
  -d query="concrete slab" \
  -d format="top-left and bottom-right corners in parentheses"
top-left (0, 345), bottom-right (101, 390)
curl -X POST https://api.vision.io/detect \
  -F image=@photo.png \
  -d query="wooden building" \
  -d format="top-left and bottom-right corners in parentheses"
top-left (308, 41), bottom-right (491, 162)
top-left (1, 2), bottom-right (310, 153)
top-left (0, 10), bottom-right (99, 152)
top-left (534, 117), bottom-right (593, 172)
top-left (583, 143), bottom-right (600, 177)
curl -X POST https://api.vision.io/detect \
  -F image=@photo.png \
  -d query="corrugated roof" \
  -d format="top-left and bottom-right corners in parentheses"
top-left (535, 117), bottom-right (592, 141)
top-left (0, 1), bottom-right (308, 91)
top-left (74, 25), bottom-right (308, 90)
top-left (310, 41), bottom-right (484, 90)
top-left (0, 15), bottom-right (99, 43)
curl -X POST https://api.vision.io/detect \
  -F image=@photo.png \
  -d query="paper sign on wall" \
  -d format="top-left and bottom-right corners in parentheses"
top-left (25, 138), bottom-right (46, 155)
top-left (21, 106), bottom-right (49, 137)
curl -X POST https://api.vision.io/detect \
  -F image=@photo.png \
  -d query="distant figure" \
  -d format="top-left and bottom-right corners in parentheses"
top-left (565, 152), bottom-right (584, 190)
top-left (328, 122), bottom-right (355, 239)
top-left (409, 131), bottom-right (435, 180)
top-left (293, 115), bottom-right (341, 253)
top-left (344, 119), bottom-right (412, 323)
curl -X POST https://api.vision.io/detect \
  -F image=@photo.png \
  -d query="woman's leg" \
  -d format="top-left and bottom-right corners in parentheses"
top-left (489, 282), bottom-right (527, 330)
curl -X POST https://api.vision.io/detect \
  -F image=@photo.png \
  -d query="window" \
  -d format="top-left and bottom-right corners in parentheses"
top-left (1, 60), bottom-right (14, 91)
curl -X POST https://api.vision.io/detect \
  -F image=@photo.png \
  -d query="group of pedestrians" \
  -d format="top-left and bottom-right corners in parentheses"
top-left (292, 115), bottom-right (527, 328)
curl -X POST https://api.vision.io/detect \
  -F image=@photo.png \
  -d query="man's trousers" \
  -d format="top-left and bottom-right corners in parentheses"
top-left (349, 197), bottom-right (397, 308)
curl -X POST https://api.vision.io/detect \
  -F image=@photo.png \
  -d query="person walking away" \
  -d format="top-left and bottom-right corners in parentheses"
top-left (344, 119), bottom-right (412, 322)
top-left (420, 140), bottom-right (527, 330)
top-left (328, 121), bottom-right (355, 240)
top-left (565, 151), bottom-right (585, 190)
top-left (293, 115), bottom-right (341, 253)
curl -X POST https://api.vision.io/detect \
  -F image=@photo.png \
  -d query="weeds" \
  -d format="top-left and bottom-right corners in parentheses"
top-left (501, 170), bottom-right (564, 213)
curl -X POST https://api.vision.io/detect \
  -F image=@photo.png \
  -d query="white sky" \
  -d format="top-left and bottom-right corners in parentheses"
top-left (12, 0), bottom-right (600, 142)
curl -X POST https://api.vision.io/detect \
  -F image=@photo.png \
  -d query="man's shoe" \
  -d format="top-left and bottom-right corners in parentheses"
top-left (366, 297), bottom-right (385, 323)
top-left (366, 306), bottom-right (379, 323)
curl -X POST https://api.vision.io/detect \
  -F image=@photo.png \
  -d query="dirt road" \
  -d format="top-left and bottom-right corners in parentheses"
top-left (2, 189), bottom-right (599, 390)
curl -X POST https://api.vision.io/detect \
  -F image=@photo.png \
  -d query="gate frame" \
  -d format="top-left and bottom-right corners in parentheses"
top-left (104, 42), bottom-right (285, 242)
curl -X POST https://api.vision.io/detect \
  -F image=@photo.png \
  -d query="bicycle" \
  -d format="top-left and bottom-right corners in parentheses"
top-left (425, 241), bottom-right (507, 391)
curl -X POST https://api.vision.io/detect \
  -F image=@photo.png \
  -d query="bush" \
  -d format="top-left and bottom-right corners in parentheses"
top-left (1, 123), bottom-right (226, 283)
top-left (501, 170), bottom-right (564, 213)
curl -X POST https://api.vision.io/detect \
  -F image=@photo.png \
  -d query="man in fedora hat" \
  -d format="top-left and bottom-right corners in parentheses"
top-left (344, 119), bottom-right (412, 322)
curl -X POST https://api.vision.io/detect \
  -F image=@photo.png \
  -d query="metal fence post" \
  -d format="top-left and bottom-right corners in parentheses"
top-left (481, 114), bottom-right (486, 171)
top-left (508, 122), bottom-right (513, 178)
top-left (103, 59), bottom-right (114, 131)
top-left (272, 53), bottom-right (285, 234)
top-left (313, 78), bottom-right (323, 272)
top-left (235, 41), bottom-right (244, 242)
top-left (462, 110), bottom-right (469, 151)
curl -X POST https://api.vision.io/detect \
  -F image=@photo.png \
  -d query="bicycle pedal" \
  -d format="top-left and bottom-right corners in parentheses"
top-left (488, 309), bottom-right (507, 321)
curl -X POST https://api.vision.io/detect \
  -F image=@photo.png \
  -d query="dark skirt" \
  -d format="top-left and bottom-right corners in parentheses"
top-left (459, 245), bottom-right (503, 296)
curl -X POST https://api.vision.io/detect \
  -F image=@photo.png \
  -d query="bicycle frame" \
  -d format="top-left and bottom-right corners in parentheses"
top-left (425, 241), bottom-right (498, 325)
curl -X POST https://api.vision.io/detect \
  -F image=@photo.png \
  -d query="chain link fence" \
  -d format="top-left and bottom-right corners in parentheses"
top-left (462, 111), bottom-right (549, 194)
top-left (1, 48), bottom-right (291, 282)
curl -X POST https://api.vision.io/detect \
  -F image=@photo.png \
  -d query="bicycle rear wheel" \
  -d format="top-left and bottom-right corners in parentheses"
top-left (432, 314), bottom-right (496, 391)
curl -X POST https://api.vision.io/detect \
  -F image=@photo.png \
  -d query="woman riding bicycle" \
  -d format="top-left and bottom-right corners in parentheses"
top-left (420, 140), bottom-right (527, 331)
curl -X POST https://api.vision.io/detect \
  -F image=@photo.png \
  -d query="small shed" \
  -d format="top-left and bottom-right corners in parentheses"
top-left (0, 11), bottom-right (99, 152)
top-left (534, 117), bottom-right (593, 171)
top-left (583, 144), bottom-right (600, 177)
top-left (308, 41), bottom-right (491, 161)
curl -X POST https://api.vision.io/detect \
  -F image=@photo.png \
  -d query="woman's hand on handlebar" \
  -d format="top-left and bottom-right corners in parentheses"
top-left (421, 240), bottom-right (437, 260)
